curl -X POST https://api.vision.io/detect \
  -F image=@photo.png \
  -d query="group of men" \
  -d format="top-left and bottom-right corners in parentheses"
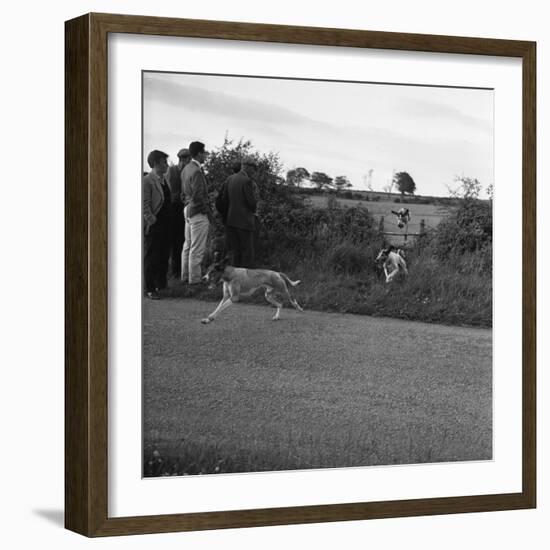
top-left (143, 140), bottom-right (260, 299)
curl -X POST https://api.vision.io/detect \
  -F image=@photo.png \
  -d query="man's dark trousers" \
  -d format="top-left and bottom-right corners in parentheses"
top-left (169, 201), bottom-right (185, 278)
top-left (226, 226), bottom-right (254, 268)
top-left (144, 217), bottom-right (171, 292)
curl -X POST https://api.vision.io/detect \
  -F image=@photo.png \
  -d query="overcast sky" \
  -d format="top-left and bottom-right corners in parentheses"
top-left (143, 72), bottom-right (493, 197)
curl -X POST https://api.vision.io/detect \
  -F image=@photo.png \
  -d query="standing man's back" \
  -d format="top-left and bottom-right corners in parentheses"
top-left (224, 156), bottom-right (258, 267)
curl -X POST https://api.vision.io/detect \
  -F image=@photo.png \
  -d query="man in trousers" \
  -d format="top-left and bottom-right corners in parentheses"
top-left (222, 155), bottom-right (258, 268)
top-left (180, 141), bottom-right (212, 284)
top-left (166, 148), bottom-right (191, 278)
top-left (143, 150), bottom-right (172, 299)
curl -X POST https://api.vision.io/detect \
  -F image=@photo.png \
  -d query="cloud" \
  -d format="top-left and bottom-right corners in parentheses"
top-left (144, 75), bottom-right (328, 132)
top-left (396, 97), bottom-right (493, 134)
top-left (143, 74), bottom-right (464, 157)
top-left (144, 75), bottom-right (415, 142)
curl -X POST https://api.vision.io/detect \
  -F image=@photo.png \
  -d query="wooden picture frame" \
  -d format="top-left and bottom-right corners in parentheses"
top-left (65, 12), bottom-right (536, 537)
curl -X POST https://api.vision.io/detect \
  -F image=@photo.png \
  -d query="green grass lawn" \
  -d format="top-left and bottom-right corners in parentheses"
top-left (143, 299), bottom-right (492, 477)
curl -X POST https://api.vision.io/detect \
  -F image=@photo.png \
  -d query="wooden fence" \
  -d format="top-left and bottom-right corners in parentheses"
top-left (378, 217), bottom-right (426, 243)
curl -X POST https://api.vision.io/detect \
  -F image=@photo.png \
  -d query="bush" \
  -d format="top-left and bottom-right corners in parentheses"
top-left (432, 199), bottom-right (492, 260)
top-left (259, 201), bottom-right (381, 269)
top-left (328, 244), bottom-right (370, 274)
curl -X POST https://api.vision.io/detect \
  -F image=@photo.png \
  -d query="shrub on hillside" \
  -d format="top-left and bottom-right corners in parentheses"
top-left (260, 202), bottom-right (381, 266)
top-left (328, 244), bottom-right (370, 274)
top-left (432, 199), bottom-right (492, 260)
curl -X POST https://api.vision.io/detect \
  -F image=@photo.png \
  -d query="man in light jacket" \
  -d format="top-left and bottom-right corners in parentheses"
top-left (143, 150), bottom-right (172, 299)
top-left (180, 141), bottom-right (212, 284)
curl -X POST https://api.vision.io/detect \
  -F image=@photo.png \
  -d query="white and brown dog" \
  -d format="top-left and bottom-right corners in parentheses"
top-left (200, 256), bottom-right (304, 324)
top-left (376, 245), bottom-right (408, 283)
top-left (391, 207), bottom-right (411, 230)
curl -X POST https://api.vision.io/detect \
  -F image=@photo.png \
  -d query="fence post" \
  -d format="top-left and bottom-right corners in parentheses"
top-left (420, 219), bottom-right (426, 235)
top-left (379, 216), bottom-right (385, 233)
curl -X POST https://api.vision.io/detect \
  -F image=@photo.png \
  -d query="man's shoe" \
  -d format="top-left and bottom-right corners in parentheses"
top-left (146, 291), bottom-right (160, 300)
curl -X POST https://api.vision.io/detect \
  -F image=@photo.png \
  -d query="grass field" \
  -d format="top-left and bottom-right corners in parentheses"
top-left (143, 299), bottom-right (492, 477)
top-left (307, 195), bottom-right (452, 241)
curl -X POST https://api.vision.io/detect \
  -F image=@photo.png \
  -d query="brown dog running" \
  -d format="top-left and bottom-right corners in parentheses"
top-left (200, 256), bottom-right (303, 324)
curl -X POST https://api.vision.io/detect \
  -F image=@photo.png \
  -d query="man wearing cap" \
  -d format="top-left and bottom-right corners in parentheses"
top-left (215, 159), bottom-right (242, 227)
top-left (221, 155), bottom-right (259, 268)
top-left (167, 148), bottom-right (191, 278)
top-left (143, 149), bottom-right (172, 299)
top-left (180, 141), bottom-right (212, 284)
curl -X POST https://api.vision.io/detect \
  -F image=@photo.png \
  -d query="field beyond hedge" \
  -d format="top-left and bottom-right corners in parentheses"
top-left (307, 194), bottom-right (452, 238)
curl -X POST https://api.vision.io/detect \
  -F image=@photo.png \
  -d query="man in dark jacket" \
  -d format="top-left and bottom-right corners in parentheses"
top-left (220, 156), bottom-right (258, 268)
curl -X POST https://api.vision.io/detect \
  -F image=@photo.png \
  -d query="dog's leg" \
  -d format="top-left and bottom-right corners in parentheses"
top-left (285, 288), bottom-right (304, 312)
top-left (387, 267), bottom-right (399, 283)
top-left (201, 296), bottom-right (231, 324)
top-left (201, 284), bottom-right (232, 324)
top-left (277, 278), bottom-right (304, 314)
top-left (264, 288), bottom-right (283, 320)
top-left (384, 264), bottom-right (391, 283)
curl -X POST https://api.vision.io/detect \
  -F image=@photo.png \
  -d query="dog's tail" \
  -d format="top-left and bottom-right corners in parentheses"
top-left (280, 273), bottom-right (301, 287)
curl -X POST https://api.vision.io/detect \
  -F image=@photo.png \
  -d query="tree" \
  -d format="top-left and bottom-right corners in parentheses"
top-left (310, 171), bottom-right (333, 190)
top-left (363, 169), bottom-right (374, 191)
top-left (333, 175), bottom-right (352, 194)
top-left (486, 182), bottom-right (494, 202)
top-left (446, 175), bottom-right (483, 200)
top-left (393, 171), bottom-right (416, 196)
top-left (202, 135), bottom-right (295, 216)
top-left (286, 167), bottom-right (310, 187)
top-left (382, 181), bottom-right (394, 194)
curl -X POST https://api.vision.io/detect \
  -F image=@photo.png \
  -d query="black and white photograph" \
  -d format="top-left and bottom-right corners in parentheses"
top-left (141, 70), bottom-right (493, 477)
